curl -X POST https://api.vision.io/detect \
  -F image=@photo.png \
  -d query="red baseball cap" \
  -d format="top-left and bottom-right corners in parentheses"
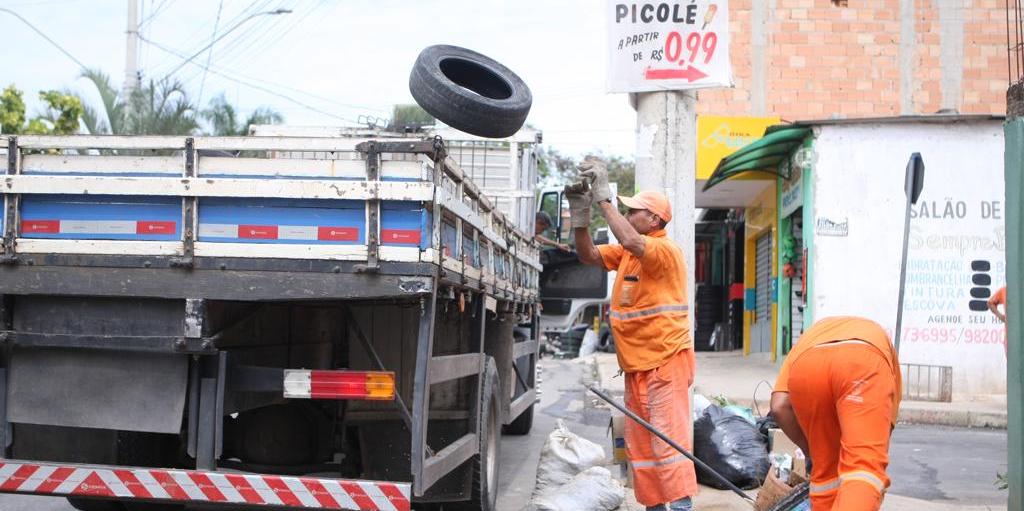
top-left (619, 190), bottom-right (672, 224)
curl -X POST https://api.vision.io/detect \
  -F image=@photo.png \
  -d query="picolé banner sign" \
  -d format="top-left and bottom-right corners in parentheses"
top-left (606, 1), bottom-right (732, 93)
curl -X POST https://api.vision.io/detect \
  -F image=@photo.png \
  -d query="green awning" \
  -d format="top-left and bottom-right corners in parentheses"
top-left (701, 125), bottom-right (812, 191)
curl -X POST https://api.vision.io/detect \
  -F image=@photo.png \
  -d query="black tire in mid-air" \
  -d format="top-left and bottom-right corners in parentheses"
top-left (409, 45), bottom-right (532, 139)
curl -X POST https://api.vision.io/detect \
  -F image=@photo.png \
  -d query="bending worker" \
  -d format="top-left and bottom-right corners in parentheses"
top-left (770, 316), bottom-right (902, 510)
top-left (568, 156), bottom-right (696, 511)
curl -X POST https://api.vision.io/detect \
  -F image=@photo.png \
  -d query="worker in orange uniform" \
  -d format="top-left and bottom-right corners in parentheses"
top-left (568, 156), bottom-right (696, 511)
top-left (770, 317), bottom-right (902, 511)
top-left (988, 286), bottom-right (1007, 356)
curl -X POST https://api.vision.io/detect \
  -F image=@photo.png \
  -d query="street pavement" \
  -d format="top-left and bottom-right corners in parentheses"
top-left (0, 354), bottom-right (1008, 510)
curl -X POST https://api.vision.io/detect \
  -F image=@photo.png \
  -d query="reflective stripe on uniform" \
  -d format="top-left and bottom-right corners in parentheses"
top-left (610, 304), bottom-right (689, 321)
top-left (809, 477), bottom-right (840, 494)
top-left (631, 453), bottom-right (689, 469)
top-left (840, 470), bottom-right (887, 492)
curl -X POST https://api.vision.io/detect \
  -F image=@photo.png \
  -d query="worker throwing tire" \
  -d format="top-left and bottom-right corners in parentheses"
top-left (770, 316), bottom-right (903, 511)
top-left (568, 156), bottom-right (697, 511)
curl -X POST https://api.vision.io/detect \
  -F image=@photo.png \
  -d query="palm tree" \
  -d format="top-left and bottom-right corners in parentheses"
top-left (201, 93), bottom-right (283, 136)
top-left (78, 68), bottom-right (198, 135)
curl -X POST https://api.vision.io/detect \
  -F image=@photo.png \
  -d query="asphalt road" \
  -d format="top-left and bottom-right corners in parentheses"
top-left (0, 357), bottom-right (1008, 510)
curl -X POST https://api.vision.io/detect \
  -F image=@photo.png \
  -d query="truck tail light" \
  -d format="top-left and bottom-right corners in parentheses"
top-left (283, 370), bottom-right (395, 401)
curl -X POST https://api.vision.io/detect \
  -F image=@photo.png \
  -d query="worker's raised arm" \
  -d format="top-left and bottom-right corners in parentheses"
top-left (598, 200), bottom-right (645, 259)
top-left (566, 189), bottom-right (602, 266)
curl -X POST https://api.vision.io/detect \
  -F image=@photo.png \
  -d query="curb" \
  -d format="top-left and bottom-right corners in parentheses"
top-left (897, 406), bottom-right (1007, 429)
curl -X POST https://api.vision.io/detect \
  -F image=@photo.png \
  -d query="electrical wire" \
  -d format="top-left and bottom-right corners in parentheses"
top-left (0, 7), bottom-right (86, 69)
top-left (196, 0), bottom-right (225, 107)
top-left (141, 35), bottom-right (362, 125)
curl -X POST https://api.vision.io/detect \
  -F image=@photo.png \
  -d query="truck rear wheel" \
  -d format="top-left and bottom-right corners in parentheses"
top-left (449, 358), bottom-right (501, 511)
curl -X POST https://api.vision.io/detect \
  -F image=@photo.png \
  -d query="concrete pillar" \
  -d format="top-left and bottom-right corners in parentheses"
top-left (1003, 93), bottom-right (1024, 511)
top-left (634, 91), bottom-right (697, 336)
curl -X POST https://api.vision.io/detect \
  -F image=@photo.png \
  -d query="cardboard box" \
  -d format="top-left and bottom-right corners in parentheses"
top-left (768, 428), bottom-right (807, 479)
top-left (754, 468), bottom-right (793, 511)
top-left (610, 415), bottom-right (627, 463)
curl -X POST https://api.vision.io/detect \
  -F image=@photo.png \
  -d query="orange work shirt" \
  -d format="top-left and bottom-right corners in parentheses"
top-left (775, 316), bottom-right (903, 425)
top-left (597, 229), bottom-right (692, 372)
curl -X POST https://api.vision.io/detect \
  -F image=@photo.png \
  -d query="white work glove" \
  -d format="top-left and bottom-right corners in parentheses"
top-left (578, 156), bottom-right (612, 204)
top-left (564, 187), bottom-right (592, 229)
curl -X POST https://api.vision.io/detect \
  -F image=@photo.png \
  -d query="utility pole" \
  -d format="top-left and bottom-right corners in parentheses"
top-left (124, 0), bottom-right (139, 98)
top-left (632, 90), bottom-right (698, 340)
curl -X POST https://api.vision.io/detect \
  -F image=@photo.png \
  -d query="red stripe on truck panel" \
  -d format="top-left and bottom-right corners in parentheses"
top-left (36, 466), bottom-right (76, 494)
top-left (264, 476), bottom-right (303, 507)
top-left (114, 469), bottom-right (152, 499)
top-left (74, 472), bottom-right (113, 497)
top-left (0, 460), bottom-right (411, 509)
top-left (339, 481), bottom-right (379, 511)
top-left (381, 229), bottom-right (421, 244)
top-left (224, 473), bottom-right (264, 504)
top-left (136, 221), bottom-right (177, 234)
top-left (0, 464), bottom-right (39, 491)
top-left (149, 471), bottom-right (189, 500)
top-left (381, 482), bottom-right (412, 511)
top-left (188, 472), bottom-right (227, 502)
top-left (21, 220), bottom-right (60, 233)
top-left (238, 225), bottom-right (279, 239)
top-left (302, 478), bottom-right (343, 509)
top-left (317, 226), bottom-right (359, 241)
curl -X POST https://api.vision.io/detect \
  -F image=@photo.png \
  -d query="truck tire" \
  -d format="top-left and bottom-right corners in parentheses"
top-left (409, 45), bottom-right (532, 139)
top-left (449, 358), bottom-right (501, 511)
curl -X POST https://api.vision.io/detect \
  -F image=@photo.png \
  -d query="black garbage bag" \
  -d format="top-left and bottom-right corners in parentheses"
top-left (757, 414), bottom-right (780, 441)
top-left (693, 404), bottom-right (770, 490)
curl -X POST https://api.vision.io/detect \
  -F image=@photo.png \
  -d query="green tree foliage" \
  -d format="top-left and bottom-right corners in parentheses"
top-left (78, 68), bottom-right (198, 135)
top-left (201, 93), bottom-right (283, 136)
top-left (0, 86), bottom-right (27, 135)
top-left (0, 84), bottom-right (83, 135)
top-left (538, 147), bottom-right (635, 196)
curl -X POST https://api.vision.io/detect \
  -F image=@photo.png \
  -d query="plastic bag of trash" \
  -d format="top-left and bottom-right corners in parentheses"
top-left (530, 466), bottom-right (625, 511)
top-left (723, 404), bottom-right (756, 425)
top-left (577, 329), bottom-right (601, 357)
top-left (694, 404), bottom-right (770, 490)
top-left (693, 393), bottom-right (713, 419)
top-left (532, 419), bottom-right (607, 498)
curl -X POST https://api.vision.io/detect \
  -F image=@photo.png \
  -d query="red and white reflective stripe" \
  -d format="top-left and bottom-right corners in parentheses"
top-left (199, 223), bottom-right (359, 242)
top-left (21, 220), bottom-right (176, 235)
top-left (0, 460), bottom-right (410, 510)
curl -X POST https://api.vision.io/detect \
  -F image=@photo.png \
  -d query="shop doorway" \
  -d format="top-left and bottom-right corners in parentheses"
top-left (751, 231), bottom-right (772, 353)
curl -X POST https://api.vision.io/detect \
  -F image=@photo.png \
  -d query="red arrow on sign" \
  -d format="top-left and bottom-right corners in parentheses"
top-left (644, 66), bottom-right (708, 82)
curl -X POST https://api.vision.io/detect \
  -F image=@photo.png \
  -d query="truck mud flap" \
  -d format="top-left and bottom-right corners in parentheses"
top-left (0, 459), bottom-right (410, 511)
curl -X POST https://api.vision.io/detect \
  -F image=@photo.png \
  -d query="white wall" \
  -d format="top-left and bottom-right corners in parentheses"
top-left (811, 121), bottom-right (1006, 397)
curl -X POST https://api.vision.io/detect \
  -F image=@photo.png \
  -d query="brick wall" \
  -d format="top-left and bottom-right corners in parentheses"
top-left (696, 0), bottom-right (1007, 118)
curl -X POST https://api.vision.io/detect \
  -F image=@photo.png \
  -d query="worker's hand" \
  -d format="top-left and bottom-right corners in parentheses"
top-left (578, 156), bottom-right (612, 204)
top-left (557, 243), bottom-right (571, 252)
top-left (565, 188), bottom-right (592, 229)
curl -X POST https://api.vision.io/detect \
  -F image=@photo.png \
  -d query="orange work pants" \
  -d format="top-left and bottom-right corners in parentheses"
top-left (624, 349), bottom-right (698, 507)
top-left (788, 341), bottom-right (897, 511)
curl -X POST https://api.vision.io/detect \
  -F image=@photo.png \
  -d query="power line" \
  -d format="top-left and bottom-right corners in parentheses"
top-left (196, 0), bottom-right (225, 108)
top-left (0, 7), bottom-right (86, 69)
top-left (140, 35), bottom-right (363, 125)
top-left (161, 7), bottom-right (292, 80)
top-left (139, 0), bottom-right (174, 28)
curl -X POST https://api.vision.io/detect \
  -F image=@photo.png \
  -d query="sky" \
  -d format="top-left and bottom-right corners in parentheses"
top-left (1, 0), bottom-right (639, 158)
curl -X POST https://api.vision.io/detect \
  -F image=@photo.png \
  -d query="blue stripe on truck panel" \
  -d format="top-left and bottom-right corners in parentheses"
top-left (198, 198), bottom-right (365, 244)
top-left (20, 195), bottom-right (181, 240)
top-left (381, 201), bottom-right (431, 249)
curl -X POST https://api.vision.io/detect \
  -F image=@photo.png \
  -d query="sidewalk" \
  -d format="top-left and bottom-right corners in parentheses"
top-left (595, 350), bottom-right (1007, 429)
